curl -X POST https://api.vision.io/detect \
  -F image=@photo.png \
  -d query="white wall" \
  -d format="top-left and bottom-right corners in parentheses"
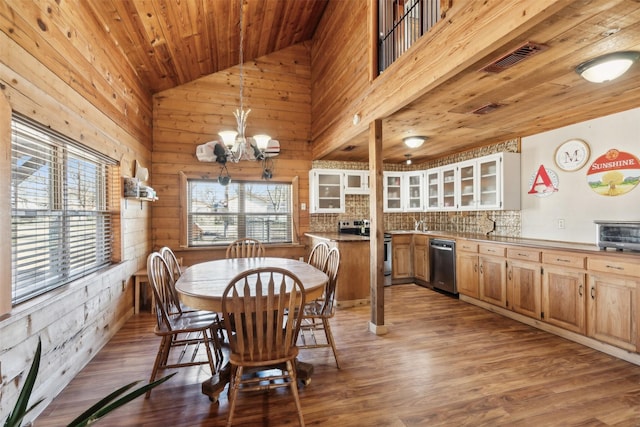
top-left (521, 108), bottom-right (640, 244)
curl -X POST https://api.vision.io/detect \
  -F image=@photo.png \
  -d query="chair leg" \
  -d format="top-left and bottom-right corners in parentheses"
top-left (201, 330), bottom-right (217, 375)
top-left (146, 335), bottom-right (170, 399)
top-left (286, 360), bottom-right (305, 426)
top-left (323, 318), bottom-right (340, 369)
top-left (226, 365), bottom-right (243, 427)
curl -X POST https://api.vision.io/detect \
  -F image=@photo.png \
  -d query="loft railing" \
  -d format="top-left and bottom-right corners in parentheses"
top-left (378, 0), bottom-right (445, 73)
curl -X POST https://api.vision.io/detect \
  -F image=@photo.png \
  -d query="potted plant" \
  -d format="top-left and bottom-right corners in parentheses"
top-left (3, 339), bottom-right (174, 427)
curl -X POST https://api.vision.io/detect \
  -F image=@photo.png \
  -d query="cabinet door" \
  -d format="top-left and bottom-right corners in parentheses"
top-left (405, 172), bottom-right (425, 211)
top-left (441, 167), bottom-right (457, 210)
top-left (425, 168), bottom-right (441, 210)
top-left (345, 171), bottom-right (369, 195)
top-left (479, 255), bottom-right (506, 307)
top-left (477, 155), bottom-right (500, 209)
top-left (413, 235), bottom-right (429, 282)
top-left (587, 274), bottom-right (638, 352)
top-left (508, 260), bottom-right (542, 319)
top-left (457, 161), bottom-right (476, 210)
top-left (310, 170), bottom-right (344, 213)
top-left (392, 236), bottom-right (412, 279)
top-left (457, 252), bottom-right (479, 298)
top-left (383, 173), bottom-right (404, 212)
top-left (542, 266), bottom-right (586, 334)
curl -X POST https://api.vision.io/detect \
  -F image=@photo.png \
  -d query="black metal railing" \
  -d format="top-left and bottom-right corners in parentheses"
top-left (378, 0), bottom-right (442, 73)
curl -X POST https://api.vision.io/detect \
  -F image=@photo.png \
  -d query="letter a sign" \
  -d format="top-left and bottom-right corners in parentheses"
top-left (527, 165), bottom-right (559, 197)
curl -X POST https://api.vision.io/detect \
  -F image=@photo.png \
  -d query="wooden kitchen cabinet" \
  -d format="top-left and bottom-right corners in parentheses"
top-left (309, 169), bottom-right (345, 213)
top-left (541, 251), bottom-right (587, 334)
top-left (456, 240), bottom-right (479, 298)
top-left (392, 234), bottom-right (413, 283)
top-left (413, 234), bottom-right (429, 284)
top-left (479, 244), bottom-right (507, 307)
top-left (506, 248), bottom-right (542, 319)
top-left (587, 256), bottom-right (640, 352)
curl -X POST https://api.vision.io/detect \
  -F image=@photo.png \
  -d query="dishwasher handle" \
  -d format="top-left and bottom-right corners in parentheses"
top-left (430, 239), bottom-right (455, 251)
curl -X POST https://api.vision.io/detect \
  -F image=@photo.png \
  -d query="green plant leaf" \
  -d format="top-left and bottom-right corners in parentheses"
top-left (65, 373), bottom-right (175, 427)
top-left (3, 339), bottom-right (44, 427)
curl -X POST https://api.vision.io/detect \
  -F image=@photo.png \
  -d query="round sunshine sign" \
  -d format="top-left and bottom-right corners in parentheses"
top-left (586, 149), bottom-right (640, 197)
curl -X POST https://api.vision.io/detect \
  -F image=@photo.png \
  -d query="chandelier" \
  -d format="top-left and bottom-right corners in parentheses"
top-left (214, 0), bottom-right (276, 164)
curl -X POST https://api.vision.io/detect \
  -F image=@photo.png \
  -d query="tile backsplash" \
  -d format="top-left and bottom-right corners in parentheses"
top-left (310, 139), bottom-right (521, 237)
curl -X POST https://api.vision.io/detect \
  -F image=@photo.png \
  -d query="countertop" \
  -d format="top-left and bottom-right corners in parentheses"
top-left (306, 230), bottom-right (640, 257)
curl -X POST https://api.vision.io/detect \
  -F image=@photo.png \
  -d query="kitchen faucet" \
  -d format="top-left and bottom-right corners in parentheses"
top-left (412, 216), bottom-right (426, 231)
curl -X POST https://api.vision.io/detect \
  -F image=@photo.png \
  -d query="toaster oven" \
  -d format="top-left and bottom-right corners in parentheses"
top-left (595, 221), bottom-right (640, 251)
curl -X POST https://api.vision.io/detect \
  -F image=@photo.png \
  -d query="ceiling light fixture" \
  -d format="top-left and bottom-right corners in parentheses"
top-left (404, 136), bottom-right (426, 148)
top-left (214, 0), bottom-right (278, 164)
top-left (404, 154), bottom-right (412, 165)
top-left (575, 51), bottom-right (640, 83)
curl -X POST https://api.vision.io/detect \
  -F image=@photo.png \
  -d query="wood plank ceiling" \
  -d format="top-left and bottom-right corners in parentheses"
top-left (85, 0), bottom-right (640, 164)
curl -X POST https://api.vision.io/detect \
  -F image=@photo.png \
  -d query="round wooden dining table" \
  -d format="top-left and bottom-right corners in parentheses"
top-left (175, 257), bottom-right (329, 401)
top-left (176, 257), bottom-right (328, 312)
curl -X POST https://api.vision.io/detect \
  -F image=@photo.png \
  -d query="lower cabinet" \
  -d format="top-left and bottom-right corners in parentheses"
top-left (478, 245), bottom-right (507, 307)
top-left (507, 259), bottom-right (542, 320)
top-left (391, 235), bottom-right (412, 283)
top-left (541, 265), bottom-right (587, 335)
top-left (413, 235), bottom-right (429, 284)
top-left (457, 249), bottom-right (479, 298)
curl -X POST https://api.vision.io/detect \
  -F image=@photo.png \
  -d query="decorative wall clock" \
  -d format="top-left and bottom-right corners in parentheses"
top-left (554, 138), bottom-right (591, 171)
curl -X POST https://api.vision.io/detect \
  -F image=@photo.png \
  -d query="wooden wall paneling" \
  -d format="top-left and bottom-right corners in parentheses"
top-left (310, 0), bottom-right (571, 160)
top-left (152, 44), bottom-right (312, 253)
top-left (0, 92), bottom-right (10, 316)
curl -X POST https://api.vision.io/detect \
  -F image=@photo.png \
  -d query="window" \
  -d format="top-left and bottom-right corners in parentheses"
top-left (11, 114), bottom-right (117, 304)
top-left (187, 179), bottom-right (293, 247)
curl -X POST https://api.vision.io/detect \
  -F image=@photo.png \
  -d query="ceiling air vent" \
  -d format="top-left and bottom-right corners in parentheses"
top-left (471, 103), bottom-right (502, 115)
top-left (342, 145), bottom-right (357, 151)
top-left (481, 42), bottom-right (548, 73)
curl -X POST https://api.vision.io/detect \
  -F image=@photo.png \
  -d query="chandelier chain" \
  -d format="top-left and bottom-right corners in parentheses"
top-left (239, 0), bottom-right (244, 115)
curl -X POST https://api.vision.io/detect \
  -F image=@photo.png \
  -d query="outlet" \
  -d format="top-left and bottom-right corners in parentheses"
top-left (558, 219), bottom-right (565, 229)
top-left (301, 202), bottom-right (306, 211)
top-left (299, 257), bottom-right (304, 262)
top-left (121, 279), bottom-right (126, 292)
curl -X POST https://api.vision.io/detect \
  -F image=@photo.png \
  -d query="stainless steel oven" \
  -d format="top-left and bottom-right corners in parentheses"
top-left (384, 234), bottom-right (392, 276)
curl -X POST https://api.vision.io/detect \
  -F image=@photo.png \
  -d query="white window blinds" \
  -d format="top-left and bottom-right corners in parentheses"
top-left (11, 114), bottom-right (117, 304)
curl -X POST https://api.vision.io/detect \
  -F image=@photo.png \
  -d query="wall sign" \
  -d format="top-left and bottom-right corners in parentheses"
top-left (554, 138), bottom-right (590, 171)
top-left (527, 165), bottom-right (559, 197)
top-left (587, 149), bottom-right (640, 196)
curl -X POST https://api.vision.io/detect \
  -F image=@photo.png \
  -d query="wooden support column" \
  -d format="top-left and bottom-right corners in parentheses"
top-left (368, 119), bottom-right (387, 335)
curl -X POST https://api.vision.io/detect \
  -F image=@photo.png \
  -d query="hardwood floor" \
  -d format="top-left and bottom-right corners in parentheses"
top-left (37, 284), bottom-right (640, 426)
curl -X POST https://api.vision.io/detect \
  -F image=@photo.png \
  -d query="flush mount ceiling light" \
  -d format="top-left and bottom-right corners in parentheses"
top-left (403, 136), bottom-right (426, 148)
top-left (575, 51), bottom-right (640, 83)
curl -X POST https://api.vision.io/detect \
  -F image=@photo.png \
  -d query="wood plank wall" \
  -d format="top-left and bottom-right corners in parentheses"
top-left (0, 1), bottom-right (153, 422)
top-left (152, 43), bottom-right (313, 265)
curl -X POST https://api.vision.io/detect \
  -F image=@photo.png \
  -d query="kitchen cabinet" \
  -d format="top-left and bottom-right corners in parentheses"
top-left (457, 152), bottom-right (520, 211)
top-left (383, 171), bottom-right (425, 212)
top-left (413, 234), bottom-right (429, 284)
top-left (344, 170), bottom-right (369, 195)
top-left (478, 244), bottom-right (507, 307)
top-left (309, 169), bottom-right (345, 213)
top-left (456, 240), bottom-right (479, 298)
top-left (383, 172), bottom-right (404, 212)
top-left (506, 248), bottom-right (542, 320)
top-left (541, 251), bottom-right (587, 334)
top-left (587, 256), bottom-right (640, 351)
top-left (425, 166), bottom-right (457, 211)
top-left (391, 234), bottom-right (412, 283)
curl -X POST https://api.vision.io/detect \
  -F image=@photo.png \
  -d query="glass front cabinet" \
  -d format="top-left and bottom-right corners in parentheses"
top-left (425, 166), bottom-right (457, 211)
top-left (309, 169), bottom-right (345, 213)
top-left (456, 152), bottom-right (520, 211)
top-left (344, 171), bottom-right (369, 195)
top-left (383, 172), bottom-right (404, 212)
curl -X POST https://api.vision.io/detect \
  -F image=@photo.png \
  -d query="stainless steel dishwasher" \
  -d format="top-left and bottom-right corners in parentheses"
top-left (429, 239), bottom-right (457, 295)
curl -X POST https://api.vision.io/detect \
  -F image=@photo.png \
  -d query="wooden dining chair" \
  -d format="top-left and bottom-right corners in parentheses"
top-left (307, 241), bottom-right (330, 271)
top-left (225, 237), bottom-right (265, 259)
top-left (221, 267), bottom-right (306, 427)
top-left (159, 246), bottom-right (183, 281)
top-left (299, 247), bottom-right (341, 368)
top-left (145, 252), bottom-right (224, 398)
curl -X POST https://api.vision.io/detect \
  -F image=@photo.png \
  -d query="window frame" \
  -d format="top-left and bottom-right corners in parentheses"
top-left (10, 113), bottom-right (119, 305)
top-left (179, 172), bottom-right (300, 248)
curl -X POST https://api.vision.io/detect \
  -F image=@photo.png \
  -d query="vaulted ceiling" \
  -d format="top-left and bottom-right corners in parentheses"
top-left (86, 0), bottom-right (640, 164)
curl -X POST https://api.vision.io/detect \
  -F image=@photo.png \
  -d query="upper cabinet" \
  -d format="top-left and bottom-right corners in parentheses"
top-left (427, 152), bottom-right (520, 211)
top-left (309, 169), bottom-right (345, 213)
top-left (344, 170), bottom-right (369, 195)
top-left (425, 166), bottom-right (457, 212)
top-left (383, 171), bottom-right (425, 212)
